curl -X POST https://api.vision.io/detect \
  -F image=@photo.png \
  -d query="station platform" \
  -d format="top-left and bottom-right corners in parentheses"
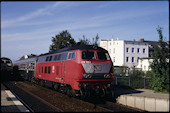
top-left (1, 83), bottom-right (29, 112)
top-left (114, 87), bottom-right (169, 112)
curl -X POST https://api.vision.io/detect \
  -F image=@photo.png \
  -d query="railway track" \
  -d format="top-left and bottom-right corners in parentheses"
top-left (3, 80), bottom-right (143, 112)
top-left (3, 82), bottom-right (56, 112)
top-left (3, 81), bottom-right (110, 112)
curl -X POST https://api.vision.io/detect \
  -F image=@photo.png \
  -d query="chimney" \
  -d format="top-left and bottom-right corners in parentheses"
top-left (139, 38), bottom-right (144, 42)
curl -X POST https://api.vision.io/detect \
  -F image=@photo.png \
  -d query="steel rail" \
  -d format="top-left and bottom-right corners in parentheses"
top-left (5, 82), bottom-right (64, 112)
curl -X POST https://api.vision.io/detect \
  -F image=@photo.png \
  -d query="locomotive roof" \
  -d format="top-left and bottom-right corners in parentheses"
top-left (39, 45), bottom-right (107, 57)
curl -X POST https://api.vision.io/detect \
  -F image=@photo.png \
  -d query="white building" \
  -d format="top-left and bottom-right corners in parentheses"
top-left (100, 38), bottom-right (149, 68)
top-left (136, 58), bottom-right (153, 72)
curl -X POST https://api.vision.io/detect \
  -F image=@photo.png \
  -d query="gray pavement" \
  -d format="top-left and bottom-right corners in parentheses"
top-left (1, 83), bottom-right (29, 112)
top-left (114, 86), bottom-right (169, 99)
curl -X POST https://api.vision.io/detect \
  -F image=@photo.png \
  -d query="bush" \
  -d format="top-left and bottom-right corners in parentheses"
top-left (128, 69), bottom-right (145, 89)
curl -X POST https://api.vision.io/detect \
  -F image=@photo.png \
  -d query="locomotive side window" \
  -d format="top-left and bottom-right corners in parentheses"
top-left (82, 51), bottom-right (96, 60)
top-left (68, 53), bottom-right (72, 60)
top-left (68, 52), bottom-right (76, 60)
top-left (46, 56), bottom-right (49, 61)
top-left (54, 55), bottom-right (58, 61)
top-left (72, 52), bottom-right (75, 59)
top-left (60, 53), bottom-right (68, 61)
top-left (57, 54), bottom-right (61, 60)
top-left (49, 56), bottom-right (52, 61)
top-left (45, 67), bottom-right (47, 73)
top-left (48, 66), bottom-right (51, 74)
top-left (42, 67), bottom-right (43, 73)
top-left (53, 54), bottom-right (63, 61)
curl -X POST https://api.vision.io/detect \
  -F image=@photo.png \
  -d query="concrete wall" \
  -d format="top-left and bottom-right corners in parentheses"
top-left (117, 95), bottom-right (169, 112)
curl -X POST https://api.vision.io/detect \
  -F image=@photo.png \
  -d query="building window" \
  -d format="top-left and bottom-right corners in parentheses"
top-left (113, 57), bottom-right (115, 62)
top-left (143, 48), bottom-right (145, 53)
top-left (144, 66), bottom-right (146, 70)
top-left (137, 48), bottom-right (140, 53)
top-left (132, 48), bottom-right (134, 53)
top-left (126, 48), bottom-right (129, 53)
top-left (132, 57), bottom-right (134, 62)
top-left (137, 57), bottom-right (139, 62)
top-left (113, 48), bottom-right (115, 53)
top-left (126, 57), bottom-right (129, 62)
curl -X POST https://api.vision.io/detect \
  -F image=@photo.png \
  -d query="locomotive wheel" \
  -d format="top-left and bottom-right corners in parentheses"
top-left (66, 87), bottom-right (71, 97)
top-left (106, 85), bottom-right (115, 99)
top-left (80, 89), bottom-right (89, 99)
top-left (66, 87), bottom-right (75, 97)
top-left (36, 79), bottom-right (40, 85)
top-left (111, 90), bottom-right (115, 99)
top-left (40, 80), bottom-right (45, 87)
top-left (53, 83), bottom-right (59, 91)
top-left (100, 88), bottom-right (106, 98)
top-left (80, 90), bottom-right (85, 99)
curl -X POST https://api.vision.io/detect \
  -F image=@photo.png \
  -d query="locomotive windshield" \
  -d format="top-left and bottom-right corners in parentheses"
top-left (82, 51), bottom-right (110, 60)
top-left (82, 51), bottom-right (96, 60)
top-left (97, 52), bottom-right (110, 60)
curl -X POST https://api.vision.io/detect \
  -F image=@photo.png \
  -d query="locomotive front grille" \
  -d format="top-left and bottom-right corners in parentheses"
top-left (83, 73), bottom-right (111, 79)
top-left (82, 63), bottom-right (112, 74)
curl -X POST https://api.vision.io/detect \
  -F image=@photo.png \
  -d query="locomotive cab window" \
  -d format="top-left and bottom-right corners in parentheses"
top-left (82, 51), bottom-right (96, 60)
top-left (97, 52), bottom-right (110, 60)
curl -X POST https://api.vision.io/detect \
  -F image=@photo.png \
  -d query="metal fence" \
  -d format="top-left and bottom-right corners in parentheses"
top-left (113, 76), bottom-right (152, 89)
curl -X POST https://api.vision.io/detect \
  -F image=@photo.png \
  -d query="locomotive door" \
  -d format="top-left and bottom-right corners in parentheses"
top-left (60, 61), bottom-right (65, 83)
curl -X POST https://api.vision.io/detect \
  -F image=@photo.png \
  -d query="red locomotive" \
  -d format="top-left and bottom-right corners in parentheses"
top-left (14, 45), bottom-right (114, 98)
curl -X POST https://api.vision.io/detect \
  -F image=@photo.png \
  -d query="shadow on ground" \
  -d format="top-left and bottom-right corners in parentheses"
top-left (113, 85), bottom-right (143, 98)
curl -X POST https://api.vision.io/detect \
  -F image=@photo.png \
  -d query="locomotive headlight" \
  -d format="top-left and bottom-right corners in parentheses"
top-left (104, 74), bottom-right (111, 78)
top-left (83, 74), bottom-right (92, 78)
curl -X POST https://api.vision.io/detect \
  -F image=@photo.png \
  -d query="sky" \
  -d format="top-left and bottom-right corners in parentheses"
top-left (1, 1), bottom-right (169, 61)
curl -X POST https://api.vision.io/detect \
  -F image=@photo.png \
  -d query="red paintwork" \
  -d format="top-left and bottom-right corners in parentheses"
top-left (35, 49), bottom-right (113, 90)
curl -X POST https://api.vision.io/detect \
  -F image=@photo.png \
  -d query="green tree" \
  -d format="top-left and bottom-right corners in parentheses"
top-left (92, 33), bottom-right (99, 46)
top-left (78, 35), bottom-right (91, 45)
top-left (150, 26), bottom-right (169, 92)
top-left (77, 34), bottom-right (99, 46)
top-left (49, 30), bottom-right (76, 52)
top-left (129, 68), bottom-right (145, 89)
